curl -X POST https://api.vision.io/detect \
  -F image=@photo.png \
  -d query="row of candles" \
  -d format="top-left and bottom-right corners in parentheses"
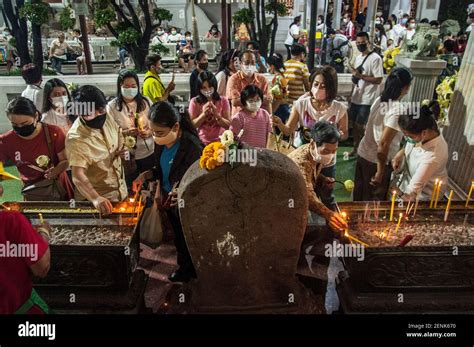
top-left (340, 180), bottom-right (474, 247)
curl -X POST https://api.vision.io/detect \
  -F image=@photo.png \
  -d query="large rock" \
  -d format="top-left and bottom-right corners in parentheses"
top-left (176, 145), bottom-right (320, 313)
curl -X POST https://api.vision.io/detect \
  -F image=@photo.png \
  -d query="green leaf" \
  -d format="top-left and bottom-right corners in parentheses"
top-left (264, 1), bottom-right (288, 16)
top-left (59, 6), bottom-right (75, 31)
top-left (19, 2), bottom-right (50, 26)
top-left (153, 8), bottom-right (173, 22)
top-left (232, 8), bottom-right (254, 24)
top-left (94, 7), bottom-right (116, 28)
top-left (150, 43), bottom-right (170, 55)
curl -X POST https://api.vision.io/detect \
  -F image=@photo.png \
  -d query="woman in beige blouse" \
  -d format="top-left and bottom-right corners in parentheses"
top-left (107, 70), bottom-right (154, 187)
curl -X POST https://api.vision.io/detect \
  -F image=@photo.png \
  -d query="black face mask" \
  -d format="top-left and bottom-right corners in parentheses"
top-left (82, 113), bottom-right (107, 129)
top-left (357, 43), bottom-right (368, 52)
top-left (13, 121), bottom-right (37, 137)
top-left (198, 63), bottom-right (208, 70)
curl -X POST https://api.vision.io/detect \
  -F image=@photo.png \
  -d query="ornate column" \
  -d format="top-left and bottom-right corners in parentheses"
top-left (394, 55), bottom-right (446, 102)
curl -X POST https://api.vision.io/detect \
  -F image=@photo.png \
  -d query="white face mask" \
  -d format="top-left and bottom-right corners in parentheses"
top-left (317, 20), bottom-right (322, 25)
top-left (121, 87), bottom-right (138, 99)
top-left (409, 23), bottom-right (416, 29)
top-left (153, 127), bottom-right (178, 146)
top-left (241, 64), bottom-right (257, 76)
top-left (310, 144), bottom-right (334, 165)
top-left (246, 100), bottom-right (262, 112)
top-left (171, 30), bottom-right (177, 35)
top-left (201, 88), bottom-right (214, 98)
top-left (158, 30), bottom-right (164, 35)
top-left (375, 20), bottom-right (381, 25)
top-left (384, 24), bottom-right (391, 30)
top-left (343, 18), bottom-right (349, 23)
top-left (52, 96), bottom-right (69, 108)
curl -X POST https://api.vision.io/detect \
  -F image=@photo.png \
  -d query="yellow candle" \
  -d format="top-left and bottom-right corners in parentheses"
top-left (413, 195), bottom-right (420, 218)
top-left (136, 195), bottom-right (142, 219)
top-left (466, 182), bottom-right (474, 208)
top-left (344, 231), bottom-right (369, 247)
top-left (434, 180), bottom-right (442, 209)
top-left (444, 190), bottom-right (454, 222)
top-left (430, 179), bottom-right (439, 208)
top-left (38, 213), bottom-right (44, 224)
top-left (394, 213), bottom-right (403, 233)
top-left (390, 190), bottom-right (396, 222)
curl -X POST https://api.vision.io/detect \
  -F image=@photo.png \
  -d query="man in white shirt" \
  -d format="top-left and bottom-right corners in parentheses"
top-left (285, 15), bottom-right (301, 59)
top-left (348, 32), bottom-right (383, 156)
top-left (400, 18), bottom-right (417, 45)
top-left (20, 63), bottom-right (43, 111)
top-left (392, 13), bottom-right (409, 45)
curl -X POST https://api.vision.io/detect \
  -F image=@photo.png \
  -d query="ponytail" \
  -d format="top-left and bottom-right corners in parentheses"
top-left (380, 67), bottom-right (412, 102)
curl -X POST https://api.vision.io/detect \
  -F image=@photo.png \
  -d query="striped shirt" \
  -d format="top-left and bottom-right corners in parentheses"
top-left (284, 59), bottom-right (310, 103)
top-left (230, 108), bottom-right (272, 148)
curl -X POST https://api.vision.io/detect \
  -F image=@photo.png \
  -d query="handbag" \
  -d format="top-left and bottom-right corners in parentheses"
top-left (139, 181), bottom-right (163, 248)
top-left (21, 123), bottom-right (70, 201)
top-left (266, 132), bottom-right (295, 155)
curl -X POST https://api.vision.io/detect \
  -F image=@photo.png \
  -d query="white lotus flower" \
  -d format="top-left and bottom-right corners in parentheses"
top-left (219, 130), bottom-right (234, 147)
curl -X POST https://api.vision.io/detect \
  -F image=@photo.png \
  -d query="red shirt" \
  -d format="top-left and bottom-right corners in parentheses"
top-left (0, 211), bottom-right (49, 314)
top-left (0, 124), bottom-right (66, 185)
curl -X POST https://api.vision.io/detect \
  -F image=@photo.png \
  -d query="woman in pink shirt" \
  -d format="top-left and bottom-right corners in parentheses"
top-left (230, 85), bottom-right (272, 148)
top-left (189, 71), bottom-right (231, 145)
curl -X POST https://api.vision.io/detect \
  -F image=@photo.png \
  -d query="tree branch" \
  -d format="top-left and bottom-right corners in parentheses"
top-left (108, 0), bottom-right (133, 28)
top-left (123, 0), bottom-right (142, 33)
top-left (106, 22), bottom-right (119, 38)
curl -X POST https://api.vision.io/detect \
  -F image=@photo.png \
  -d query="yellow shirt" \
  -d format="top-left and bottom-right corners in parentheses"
top-left (284, 59), bottom-right (310, 103)
top-left (142, 70), bottom-right (165, 103)
top-left (66, 114), bottom-right (128, 202)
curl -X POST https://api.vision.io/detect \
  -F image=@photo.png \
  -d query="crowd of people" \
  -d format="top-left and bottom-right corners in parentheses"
top-left (1, 6), bottom-right (472, 313)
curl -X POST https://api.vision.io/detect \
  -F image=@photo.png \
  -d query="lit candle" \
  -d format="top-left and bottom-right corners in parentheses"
top-left (344, 231), bottom-right (369, 247)
top-left (434, 180), bottom-right (442, 209)
top-left (466, 182), bottom-right (474, 208)
top-left (444, 190), bottom-right (454, 222)
top-left (394, 213), bottom-right (403, 233)
top-left (390, 190), bottom-right (396, 222)
top-left (430, 179), bottom-right (439, 208)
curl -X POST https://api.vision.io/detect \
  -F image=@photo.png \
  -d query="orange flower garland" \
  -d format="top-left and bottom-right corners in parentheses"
top-left (199, 142), bottom-right (226, 170)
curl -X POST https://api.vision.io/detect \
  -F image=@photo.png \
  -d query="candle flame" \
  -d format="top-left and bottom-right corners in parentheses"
top-left (341, 211), bottom-right (347, 219)
top-left (129, 198), bottom-right (135, 203)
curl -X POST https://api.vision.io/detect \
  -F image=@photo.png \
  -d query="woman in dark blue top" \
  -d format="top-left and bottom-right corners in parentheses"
top-left (134, 101), bottom-right (203, 282)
